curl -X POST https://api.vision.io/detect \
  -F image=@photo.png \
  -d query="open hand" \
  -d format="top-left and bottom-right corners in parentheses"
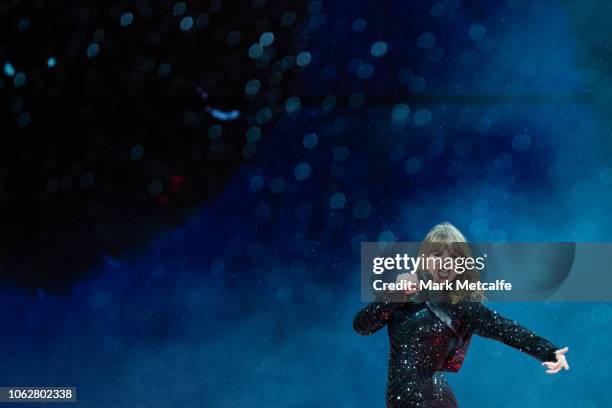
top-left (542, 347), bottom-right (570, 374)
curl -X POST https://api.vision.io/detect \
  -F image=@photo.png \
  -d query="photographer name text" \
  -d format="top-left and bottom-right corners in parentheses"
top-left (372, 279), bottom-right (512, 292)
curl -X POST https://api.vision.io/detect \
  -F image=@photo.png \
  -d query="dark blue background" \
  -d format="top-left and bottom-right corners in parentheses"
top-left (2, 1), bottom-right (612, 407)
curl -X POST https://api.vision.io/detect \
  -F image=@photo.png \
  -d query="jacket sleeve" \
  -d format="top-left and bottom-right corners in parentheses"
top-left (463, 302), bottom-right (559, 362)
top-left (353, 300), bottom-right (400, 335)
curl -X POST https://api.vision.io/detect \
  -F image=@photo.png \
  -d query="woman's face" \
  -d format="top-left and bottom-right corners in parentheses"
top-left (426, 246), bottom-right (460, 283)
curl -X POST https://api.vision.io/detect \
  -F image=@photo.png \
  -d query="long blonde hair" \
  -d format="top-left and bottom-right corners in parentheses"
top-left (419, 222), bottom-right (485, 303)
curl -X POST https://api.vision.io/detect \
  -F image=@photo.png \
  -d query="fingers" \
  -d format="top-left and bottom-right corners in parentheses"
top-left (559, 355), bottom-right (570, 370)
top-left (543, 361), bottom-right (562, 374)
top-left (542, 361), bottom-right (560, 373)
top-left (555, 347), bottom-right (570, 370)
top-left (541, 354), bottom-right (570, 374)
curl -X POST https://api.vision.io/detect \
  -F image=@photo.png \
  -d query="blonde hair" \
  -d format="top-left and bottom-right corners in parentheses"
top-left (419, 222), bottom-right (485, 303)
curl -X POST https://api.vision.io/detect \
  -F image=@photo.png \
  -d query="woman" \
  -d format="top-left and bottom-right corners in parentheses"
top-left (353, 222), bottom-right (569, 407)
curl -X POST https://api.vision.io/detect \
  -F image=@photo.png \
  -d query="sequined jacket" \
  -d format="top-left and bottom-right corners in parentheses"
top-left (353, 300), bottom-right (558, 408)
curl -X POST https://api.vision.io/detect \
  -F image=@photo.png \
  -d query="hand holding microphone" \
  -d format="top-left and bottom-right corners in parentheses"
top-left (395, 272), bottom-right (420, 296)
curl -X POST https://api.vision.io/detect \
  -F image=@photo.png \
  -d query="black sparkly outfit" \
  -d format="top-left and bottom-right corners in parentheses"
top-left (353, 299), bottom-right (558, 408)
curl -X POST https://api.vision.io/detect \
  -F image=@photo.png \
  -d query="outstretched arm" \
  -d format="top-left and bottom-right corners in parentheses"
top-left (463, 302), bottom-right (569, 374)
